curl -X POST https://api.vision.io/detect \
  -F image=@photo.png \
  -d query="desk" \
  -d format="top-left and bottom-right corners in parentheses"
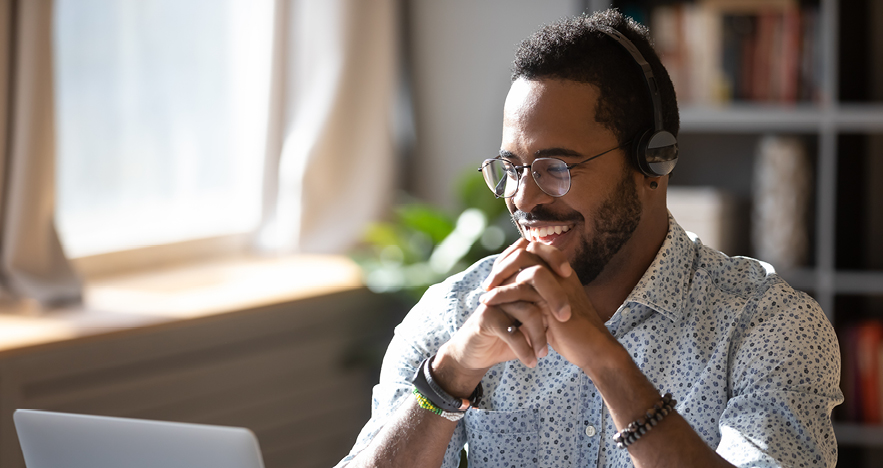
top-left (0, 255), bottom-right (380, 468)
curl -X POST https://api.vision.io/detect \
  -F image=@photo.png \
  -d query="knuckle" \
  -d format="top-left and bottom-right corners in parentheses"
top-left (532, 266), bottom-right (554, 281)
top-left (511, 248), bottom-right (533, 262)
top-left (516, 265), bottom-right (541, 280)
top-left (477, 304), bottom-right (503, 322)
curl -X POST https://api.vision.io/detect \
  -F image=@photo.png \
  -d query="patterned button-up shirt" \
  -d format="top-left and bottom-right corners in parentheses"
top-left (336, 216), bottom-right (843, 468)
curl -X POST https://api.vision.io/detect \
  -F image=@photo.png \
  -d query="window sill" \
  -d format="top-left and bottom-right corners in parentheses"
top-left (0, 253), bottom-right (364, 355)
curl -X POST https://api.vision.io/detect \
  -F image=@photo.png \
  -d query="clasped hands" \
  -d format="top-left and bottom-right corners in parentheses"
top-left (436, 238), bottom-right (613, 395)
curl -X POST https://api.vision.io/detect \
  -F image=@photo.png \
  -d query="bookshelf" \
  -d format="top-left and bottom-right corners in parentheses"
top-left (589, 0), bottom-right (883, 464)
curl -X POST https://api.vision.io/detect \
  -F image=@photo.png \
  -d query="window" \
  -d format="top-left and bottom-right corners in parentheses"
top-left (54, 0), bottom-right (274, 258)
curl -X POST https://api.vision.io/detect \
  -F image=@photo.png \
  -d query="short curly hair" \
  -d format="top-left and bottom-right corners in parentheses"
top-left (512, 9), bottom-right (679, 150)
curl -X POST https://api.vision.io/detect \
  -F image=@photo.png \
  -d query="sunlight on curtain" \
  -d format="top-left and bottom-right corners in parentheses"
top-left (53, 0), bottom-right (274, 257)
top-left (256, 0), bottom-right (398, 255)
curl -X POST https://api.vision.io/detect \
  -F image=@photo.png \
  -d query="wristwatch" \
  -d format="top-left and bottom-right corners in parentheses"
top-left (411, 355), bottom-right (483, 413)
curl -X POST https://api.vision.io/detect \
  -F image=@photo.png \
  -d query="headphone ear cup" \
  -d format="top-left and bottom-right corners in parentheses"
top-left (633, 129), bottom-right (678, 177)
top-left (632, 129), bottom-right (654, 176)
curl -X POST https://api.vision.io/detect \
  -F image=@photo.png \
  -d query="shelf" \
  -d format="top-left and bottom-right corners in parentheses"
top-left (0, 254), bottom-right (363, 355)
top-left (779, 268), bottom-right (818, 291)
top-left (680, 104), bottom-right (883, 133)
top-left (835, 271), bottom-right (883, 295)
top-left (779, 269), bottom-right (883, 295)
top-left (836, 105), bottom-right (883, 132)
top-left (681, 105), bottom-right (823, 132)
top-left (834, 423), bottom-right (883, 447)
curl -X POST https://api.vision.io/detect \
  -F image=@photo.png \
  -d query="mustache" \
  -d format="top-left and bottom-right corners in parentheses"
top-left (511, 205), bottom-right (583, 224)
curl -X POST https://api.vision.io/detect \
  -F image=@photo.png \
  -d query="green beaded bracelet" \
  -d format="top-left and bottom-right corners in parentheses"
top-left (413, 388), bottom-right (466, 422)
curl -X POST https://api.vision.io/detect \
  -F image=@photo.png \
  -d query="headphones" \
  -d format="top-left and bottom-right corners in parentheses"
top-left (598, 27), bottom-right (678, 177)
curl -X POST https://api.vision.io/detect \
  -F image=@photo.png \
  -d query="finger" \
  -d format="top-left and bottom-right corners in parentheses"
top-left (485, 306), bottom-right (539, 367)
top-left (482, 290), bottom-right (548, 358)
top-left (480, 281), bottom-right (544, 309)
top-left (525, 242), bottom-right (572, 279)
top-left (483, 238), bottom-right (529, 290)
top-left (500, 237), bottom-right (529, 260)
top-left (480, 269), bottom-right (572, 322)
top-left (515, 266), bottom-right (572, 321)
top-left (483, 248), bottom-right (550, 291)
top-left (496, 300), bottom-right (549, 360)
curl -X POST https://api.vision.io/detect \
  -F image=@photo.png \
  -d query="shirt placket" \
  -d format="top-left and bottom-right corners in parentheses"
top-left (578, 372), bottom-right (604, 467)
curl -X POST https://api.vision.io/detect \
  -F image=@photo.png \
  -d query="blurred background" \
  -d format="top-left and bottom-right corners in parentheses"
top-left (0, 0), bottom-right (879, 467)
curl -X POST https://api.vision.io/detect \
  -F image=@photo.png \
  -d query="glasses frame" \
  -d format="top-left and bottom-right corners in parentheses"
top-left (478, 142), bottom-right (625, 199)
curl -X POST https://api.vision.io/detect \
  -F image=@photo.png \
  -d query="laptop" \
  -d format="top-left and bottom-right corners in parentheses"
top-left (14, 409), bottom-right (265, 468)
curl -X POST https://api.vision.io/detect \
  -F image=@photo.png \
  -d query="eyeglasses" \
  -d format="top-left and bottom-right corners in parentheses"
top-left (478, 143), bottom-right (624, 198)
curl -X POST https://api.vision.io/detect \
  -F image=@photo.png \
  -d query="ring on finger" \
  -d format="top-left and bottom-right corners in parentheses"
top-left (506, 319), bottom-right (523, 334)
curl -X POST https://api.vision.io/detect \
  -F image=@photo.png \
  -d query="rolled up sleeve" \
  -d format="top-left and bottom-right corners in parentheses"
top-left (333, 281), bottom-right (468, 468)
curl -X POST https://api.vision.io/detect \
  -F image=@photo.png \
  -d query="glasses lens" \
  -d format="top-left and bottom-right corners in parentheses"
top-left (481, 159), bottom-right (518, 198)
top-left (531, 158), bottom-right (571, 197)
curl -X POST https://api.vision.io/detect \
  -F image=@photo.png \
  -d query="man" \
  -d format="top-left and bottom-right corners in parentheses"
top-left (337, 9), bottom-right (842, 468)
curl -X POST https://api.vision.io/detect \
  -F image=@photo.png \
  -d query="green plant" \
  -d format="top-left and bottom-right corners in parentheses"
top-left (350, 170), bottom-right (520, 301)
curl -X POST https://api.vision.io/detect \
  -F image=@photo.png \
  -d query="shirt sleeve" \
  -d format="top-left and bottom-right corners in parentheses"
top-left (716, 280), bottom-right (844, 468)
top-left (333, 281), bottom-right (468, 468)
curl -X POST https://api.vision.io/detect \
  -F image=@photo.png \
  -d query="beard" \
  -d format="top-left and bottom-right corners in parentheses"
top-left (512, 167), bottom-right (643, 285)
top-left (570, 170), bottom-right (642, 284)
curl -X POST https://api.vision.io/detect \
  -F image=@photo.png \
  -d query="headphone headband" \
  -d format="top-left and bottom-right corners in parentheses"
top-left (598, 28), bottom-right (664, 133)
top-left (596, 26), bottom-right (678, 177)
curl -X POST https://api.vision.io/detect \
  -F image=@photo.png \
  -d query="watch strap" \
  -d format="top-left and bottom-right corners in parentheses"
top-left (411, 355), bottom-right (482, 413)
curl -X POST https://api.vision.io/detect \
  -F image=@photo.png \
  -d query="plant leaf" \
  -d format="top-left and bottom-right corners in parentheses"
top-left (396, 204), bottom-right (455, 244)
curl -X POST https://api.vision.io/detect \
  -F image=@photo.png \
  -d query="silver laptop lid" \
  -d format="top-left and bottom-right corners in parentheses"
top-left (14, 409), bottom-right (265, 468)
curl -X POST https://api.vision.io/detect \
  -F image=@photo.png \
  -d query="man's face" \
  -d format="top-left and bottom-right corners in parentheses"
top-left (501, 78), bottom-right (643, 285)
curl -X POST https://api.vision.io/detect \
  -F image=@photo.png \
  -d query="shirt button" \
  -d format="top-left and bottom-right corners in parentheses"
top-left (585, 425), bottom-right (597, 437)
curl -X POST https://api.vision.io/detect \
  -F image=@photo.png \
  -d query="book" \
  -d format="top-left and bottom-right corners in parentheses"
top-left (650, 0), bottom-right (820, 105)
top-left (840, 320), bottom-right (883, 424)
top-left (856, 321), bottom-right (883, 424)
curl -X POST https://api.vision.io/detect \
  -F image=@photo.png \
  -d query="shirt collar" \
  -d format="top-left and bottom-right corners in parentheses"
top-left (623, 213), bottom-right (694, 322)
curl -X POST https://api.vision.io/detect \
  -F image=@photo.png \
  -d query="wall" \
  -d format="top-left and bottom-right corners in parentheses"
top-left (406, 0), bottom-right (581, 208)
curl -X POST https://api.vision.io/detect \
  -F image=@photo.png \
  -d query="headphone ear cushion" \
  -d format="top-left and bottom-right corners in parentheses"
top-left (633, 129), bottom-right (678, 177)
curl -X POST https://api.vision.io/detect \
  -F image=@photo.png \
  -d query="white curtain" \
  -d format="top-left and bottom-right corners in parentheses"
top-left (0, 0), bottom-right (81, 307)
top-left (257, 0), bottom-right (399, 254)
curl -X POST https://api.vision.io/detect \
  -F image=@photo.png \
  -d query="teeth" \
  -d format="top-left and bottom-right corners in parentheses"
top-left (528, 225), bottom-right (570, 241)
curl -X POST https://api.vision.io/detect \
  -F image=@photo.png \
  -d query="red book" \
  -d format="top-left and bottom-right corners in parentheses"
top-left (856, 321), bottom-right (883, 424)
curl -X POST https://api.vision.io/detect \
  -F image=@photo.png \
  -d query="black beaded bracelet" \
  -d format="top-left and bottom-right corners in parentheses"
top-left (613, 392), bottom-right (677, 449)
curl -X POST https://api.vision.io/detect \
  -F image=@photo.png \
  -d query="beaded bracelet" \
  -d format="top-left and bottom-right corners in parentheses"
top-left (413, 388), bottom-right (466, 422)
top-left (613, 392), bottom-right (677, 449)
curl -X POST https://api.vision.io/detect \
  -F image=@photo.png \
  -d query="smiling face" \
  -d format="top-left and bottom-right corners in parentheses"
top-left (502, 78), bottom-right (645, 285)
